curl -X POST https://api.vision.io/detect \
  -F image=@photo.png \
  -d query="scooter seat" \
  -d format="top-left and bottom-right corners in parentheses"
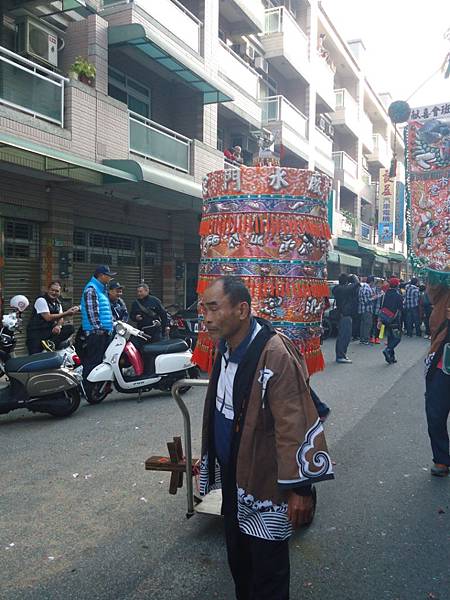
top-left (143, 339), bottom-right (189, 355)
top-left (5, 351), bottom-right (63, 373)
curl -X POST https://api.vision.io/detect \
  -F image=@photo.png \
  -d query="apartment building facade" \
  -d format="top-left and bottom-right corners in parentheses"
top-left (0, 0), bottom-right (406, 324)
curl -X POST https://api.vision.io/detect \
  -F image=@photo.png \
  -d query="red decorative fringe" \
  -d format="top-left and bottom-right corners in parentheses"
top-left (199, 214), bottom-right (331, 240)
top-left (192, 332), bottom-right (216, 373)
top-left (197, 276), bottom-right (330, 299)
top-left (192, 330), bottom-right (325, 376)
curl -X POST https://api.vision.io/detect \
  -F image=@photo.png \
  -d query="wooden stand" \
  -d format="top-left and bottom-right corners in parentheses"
top-left (145, 436), bottom-right (199, 495)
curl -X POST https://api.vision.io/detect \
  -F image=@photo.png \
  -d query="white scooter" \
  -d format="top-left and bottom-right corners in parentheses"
top-left (86, 321), bottom-right (198, 404)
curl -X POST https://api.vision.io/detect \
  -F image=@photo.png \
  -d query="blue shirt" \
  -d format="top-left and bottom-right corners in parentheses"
top-left (214, 318), bottom-right (261, 465)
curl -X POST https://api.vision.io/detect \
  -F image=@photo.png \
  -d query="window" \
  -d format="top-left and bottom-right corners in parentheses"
top-left (108, 67), bottom-right (151, 118)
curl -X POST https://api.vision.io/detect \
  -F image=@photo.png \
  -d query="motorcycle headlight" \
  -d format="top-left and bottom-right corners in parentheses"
top-left (115, 322), bottom-right (127, 336)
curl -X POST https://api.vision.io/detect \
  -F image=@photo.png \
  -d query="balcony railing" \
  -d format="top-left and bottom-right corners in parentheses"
top-left (264, 7), bottom-right (309, 72)
top-left (0, 45), bottom-right (67, 126)
top-left (218, 40), bottom-right (260, 97)
top-left (134, 0), bottom-right (202, 53)
top-left (261, 95), bottom-right (307, 138)
top-left (361, 112), bottom-right (373, 144)
top-left (265, 6), bottom-right (308, 40)
top-left (333, 151), bottom-right (358, 179)
top-left (129, 111), bottom-right (191, 173)
top-left (336, 210), bottom-right (357, 236)
top-left (361, 168), bottom-right (371, 186)
top-left (315, 126), bottom-right (333, 156)
top-left (316, 55), bottom-right (335, 109)
top-left (334, 88), bottom-right (358, 113)
top-left (372, 133), bottom-right (390, 166)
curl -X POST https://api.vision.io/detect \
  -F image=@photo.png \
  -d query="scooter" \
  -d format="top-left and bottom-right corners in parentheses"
top-left (0, 297), bottom-right (81, 418)
top-left (86, 320), bottom-right (199, 404)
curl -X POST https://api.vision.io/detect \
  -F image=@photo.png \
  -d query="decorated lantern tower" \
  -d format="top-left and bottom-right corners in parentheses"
top-left (192, 146), bottom-right (332, 376)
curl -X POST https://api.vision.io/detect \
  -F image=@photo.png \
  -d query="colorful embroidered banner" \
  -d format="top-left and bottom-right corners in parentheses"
top-left (193, 166), bottom-right (332, 375)
top-left (405, 102), bottom-right (450, 285)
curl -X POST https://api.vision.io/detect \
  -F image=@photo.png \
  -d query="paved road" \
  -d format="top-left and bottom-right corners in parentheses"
top-left (1, 337), bottom-right (449, 600)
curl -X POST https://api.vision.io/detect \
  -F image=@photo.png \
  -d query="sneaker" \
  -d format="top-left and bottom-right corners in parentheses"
top-left (374, 338), bottom-right (381, 344)
top-left (369, 337), bottom-right (376, 344)
top-left (360, 340), bottom-right (370, 345)
top-left (336, 357), bottom-right (352, 364)
top-left (431, 464), bottom-right (449, 477)
top-left (382, 348), bottom-right (393, 364)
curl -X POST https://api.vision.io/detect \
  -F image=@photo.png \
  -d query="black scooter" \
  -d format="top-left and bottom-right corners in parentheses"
top-left (0, 309), bottom-right (81, 418)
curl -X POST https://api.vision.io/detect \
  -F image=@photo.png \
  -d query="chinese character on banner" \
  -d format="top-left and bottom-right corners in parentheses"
top-left (268, 167), bottom-right (289, 191)
top-left (378, 167), bottom-right (395, 244)
top-left (224, 168), bottom-right (241, 192)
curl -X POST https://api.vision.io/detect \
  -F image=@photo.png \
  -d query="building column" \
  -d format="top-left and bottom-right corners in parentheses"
top-left (162, 212), bottom-right (186, 307)
top-left (307, 0), bottom-right (319, 172)
top-left (40, 192), bottom-right (75, 305)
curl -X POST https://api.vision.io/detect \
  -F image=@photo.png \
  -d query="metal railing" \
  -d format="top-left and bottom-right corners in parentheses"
top-left (336, 210), bottom-right (356, 236)
top-left (360, 111), bottom-right (373, 142)
top-left (371, 133), bottom-right (390, 164)
top-left (334, 88), bottom-right (358, 113)
top-left (332, 151), bottom-right (358, 179)
top-left (261, 95), bottom-right (308, 138)
top-left (129, 111), bottom-right (192, 173)
top-left (264, 6), bottom-right (308, 41)
top-left (361, 168), bottom-right (371, 186)
top-left (0, 45), bottom-right (67, 127)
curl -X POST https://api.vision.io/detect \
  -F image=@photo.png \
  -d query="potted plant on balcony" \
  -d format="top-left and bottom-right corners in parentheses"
top-left (341, 209), bottom-right (357, 235)
top-left (68, 57), bottom-right (96, 87)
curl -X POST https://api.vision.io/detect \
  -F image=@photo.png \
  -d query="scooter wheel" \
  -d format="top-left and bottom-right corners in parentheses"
top-left (47, 388), bottom-right (81, 418)
top-left (85, 382), bottom-right (110, 404)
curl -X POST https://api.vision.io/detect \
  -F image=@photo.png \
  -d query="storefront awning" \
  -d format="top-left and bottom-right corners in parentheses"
top-left (0, 132), bottom-right (138, 185)
top-left (374, 255), bottom-right (389, 265)
top-left (389, 251), bottom-right (406, 262)
top-left (328, 249), bottom-right (362, 268)
top-left (108, 24), bottom-right (233, 105)
top-left (336, 237), bottom-right (395, 263)
top-left (104, 159), bottom-right (202, 210)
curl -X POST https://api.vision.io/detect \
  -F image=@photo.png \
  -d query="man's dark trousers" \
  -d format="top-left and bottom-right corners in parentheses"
top-left (221, 467), bottom-right (290, 599)
top-left (27, 324), bottom-right (74, 354)
top-left (335, 315), bottom-right (352, 359)
top-left (82, 332), bottom-right (109, 384)
top-left (406, 306), bottom-right (421, 336)
top-left (386, 325), bottom-right (401, 351)
top-left (425, 369), bottom-right (450, 465)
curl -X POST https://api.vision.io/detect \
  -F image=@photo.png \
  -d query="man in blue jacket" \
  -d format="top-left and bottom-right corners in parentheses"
top-left (80, 265), bottom-right (115, 386)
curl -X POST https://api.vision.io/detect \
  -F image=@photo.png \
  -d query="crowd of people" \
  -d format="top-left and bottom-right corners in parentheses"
top-left (25, 265), bottom-right (168, 387)
top-left (332, 274), bottom-right (432, 365)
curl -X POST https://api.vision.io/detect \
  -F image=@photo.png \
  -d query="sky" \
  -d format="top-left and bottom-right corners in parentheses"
top-left (321, 0), bottom-right (450, 109)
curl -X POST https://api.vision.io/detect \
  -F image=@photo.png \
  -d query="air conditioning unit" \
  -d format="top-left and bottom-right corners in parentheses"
top-left (232, 41), bottom-right (256, 62)
top-left (17, 18), bottom-right (58, 68)
top-left (255, 56), bottom-right (269, 74)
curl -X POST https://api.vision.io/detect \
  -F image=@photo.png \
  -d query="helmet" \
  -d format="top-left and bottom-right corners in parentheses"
top-left (9, 295), bottom-right (29, 312)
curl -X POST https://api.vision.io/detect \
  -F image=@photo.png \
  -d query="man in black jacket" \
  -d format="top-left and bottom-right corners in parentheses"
top-left (332, 273), bottom-right (360, 363)
top-left (379, 277), bottom-right (404, 364)
top-left (130, 283), bottom-right (168, 342)
top-left (109, 281), bottom-right (129, 322)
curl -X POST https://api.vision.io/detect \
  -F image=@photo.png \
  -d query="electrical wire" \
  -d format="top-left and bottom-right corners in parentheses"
top-left (406, 66), bottom-right (444, 102)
